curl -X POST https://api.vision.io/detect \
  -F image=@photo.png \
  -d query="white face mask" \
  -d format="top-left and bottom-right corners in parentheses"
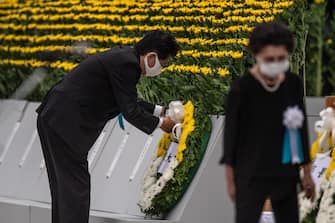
top-left (144, 52), bottom-right (162, 77)
top-left (258, 59), bottom-right (290, 78)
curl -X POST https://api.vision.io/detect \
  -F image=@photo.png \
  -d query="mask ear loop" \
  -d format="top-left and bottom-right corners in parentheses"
top-left (148, 52), bottom-right (160, 67)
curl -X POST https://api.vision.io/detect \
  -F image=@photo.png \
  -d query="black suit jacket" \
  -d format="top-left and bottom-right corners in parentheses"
top-left (36, 46), bottom-right (160, 156)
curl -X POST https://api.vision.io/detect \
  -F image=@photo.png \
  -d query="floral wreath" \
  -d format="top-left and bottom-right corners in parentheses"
top-left (138, 101), bottom-right (212, 217)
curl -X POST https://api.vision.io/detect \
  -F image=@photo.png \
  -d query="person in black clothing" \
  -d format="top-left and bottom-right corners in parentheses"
top-left (220, 22), bottom-right (315, 223)
top-left (36, 30), bottom-right (180, 223)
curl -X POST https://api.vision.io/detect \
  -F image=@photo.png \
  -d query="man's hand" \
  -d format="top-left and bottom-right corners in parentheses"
top-left (225, 165), bottom-right (236, 202)
top-left (302, 164), bottom-right (316, 201)
top-left (160, 117), bottom-right (175, 133)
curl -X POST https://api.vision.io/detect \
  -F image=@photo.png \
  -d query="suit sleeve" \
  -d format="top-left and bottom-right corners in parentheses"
top-left (296, 77), bottom-right (311, 164)
top-left (219, 80), bottom-right (241, 166)
top-left (108, 65), bottom-right (160, 135)
top-left (137, 98), bottom-right (156, 114)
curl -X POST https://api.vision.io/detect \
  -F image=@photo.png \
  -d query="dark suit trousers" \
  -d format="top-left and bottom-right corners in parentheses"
top-left (37, 115), bottom-right (91, 223)
top-left (235, 178), bottom-right (299, 223)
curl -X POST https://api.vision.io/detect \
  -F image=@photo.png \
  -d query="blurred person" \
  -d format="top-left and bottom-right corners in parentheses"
top-left (36, 30), bottom-right (180, 223)
top-left (220, 21), bottom-right (315, 223)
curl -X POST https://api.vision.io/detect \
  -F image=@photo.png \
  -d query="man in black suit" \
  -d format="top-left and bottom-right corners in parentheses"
top-left (36, 30), bottom-right (180, 223)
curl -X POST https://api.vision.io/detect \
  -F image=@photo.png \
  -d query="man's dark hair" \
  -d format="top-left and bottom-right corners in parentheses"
top-left (135, 30), bottom-right (180, 59)
top-left (248, 21), bottom-right (295, 55)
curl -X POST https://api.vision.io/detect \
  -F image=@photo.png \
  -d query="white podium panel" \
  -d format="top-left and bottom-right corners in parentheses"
top-left (305, 97), bottom-right (324, 146)
top-left (91, 119), bottom-right (164, 216)
top-left (307, 116), bottom-right (319, 146)
top-left (0, 100), bottom-right (27, 165)
top-left (0, 103), bottom-right (40, 198)
top-left (305, 97), bottom-right (324, 116)
top-left (8, 102), bottom-right (49, 203)
top-left (0, 201), bottom-right (30, 223)
top-left (88, 120), bottom-right (117, 172)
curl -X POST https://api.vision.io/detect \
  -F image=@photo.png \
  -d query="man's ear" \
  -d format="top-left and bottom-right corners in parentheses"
top-left (159, 56), bottom-right (170, 67)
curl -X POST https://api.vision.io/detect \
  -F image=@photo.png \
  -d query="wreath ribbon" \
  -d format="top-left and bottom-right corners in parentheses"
top-left (282, 128), bottom-right (304, 164)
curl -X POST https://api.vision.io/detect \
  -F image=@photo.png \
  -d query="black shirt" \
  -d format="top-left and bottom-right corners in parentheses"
top-left (220, 71), bottom-right (310, 180)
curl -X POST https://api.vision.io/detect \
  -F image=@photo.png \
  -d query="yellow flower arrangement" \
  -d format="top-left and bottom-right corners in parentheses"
top-left (157, 133), bottom-right (173, 158)
top-left (310, 131), bottom-right (335, 180)
top-left (326, 155), bottom-right (335, 180)
top-left (0, 0), bottom-right (294, 9)
top-left (0, 12), bottom-right (280, 25)
top-left (0, 45), bottom-right (243, 60)
top-left (164, 64), bottom-right (230, 77)
top-left (310, 133), bottom-right (333, 160)
top-left (0, 4), bottom-right (292, 15)
top-left (0, 34), bottom-right (248, 47)
top-left (156, 101), bottom-right (195, 162)
top-left (0, 59), bottom-right (230, 77)
top-left (0, 0), bottom-right (291, 10)
top-left (0, 23), bottom-right (251, 35)
top-left (0, 0), bottom-right (294, 86)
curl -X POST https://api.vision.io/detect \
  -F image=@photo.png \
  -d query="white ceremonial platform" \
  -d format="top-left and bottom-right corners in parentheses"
top-left (0, 97), bottom-right (323, 223)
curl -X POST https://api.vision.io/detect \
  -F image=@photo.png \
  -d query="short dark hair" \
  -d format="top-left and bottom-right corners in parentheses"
top-left (248, 21), bottom-right (295, 55)
top-left (135, 30), bottom-right (180, 59)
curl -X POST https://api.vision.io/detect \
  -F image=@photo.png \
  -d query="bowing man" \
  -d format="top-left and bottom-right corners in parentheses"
top-left (36, 30), bottom-right (180, 223)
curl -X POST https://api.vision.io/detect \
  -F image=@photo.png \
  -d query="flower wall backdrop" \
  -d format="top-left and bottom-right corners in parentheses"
top-left (0, 0), bottom-right (297, 114)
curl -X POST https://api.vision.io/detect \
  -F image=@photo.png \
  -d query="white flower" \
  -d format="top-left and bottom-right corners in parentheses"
top-left (147, 157), bottom-right (163, 176)
top-left (320, 108), bottom-right (335, 130)
top-left (315, 107), bottom-right (335, 134)
top-left (300, 169), bottom-right (330, 222)
top-left (162, 168), bottom-right (174, 181)
top-left (315, 120), bottom-right (326, 133)
top-left (167, 101), bottom-right (185, 123)
top-left (315, 170), bottom-right (335, 223)
top-left (138, 154), bottom-right (179, 211)
top-left (142, 176), bottom-right (156, 191)
top-left (283, 106), bottom-right (304, 129)
top-left (156, 178), bottom-right (167, 190)
top-left (299, 192), bottom-right (315, 221)
top-left (162, 159), bottom-right (178, 181)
